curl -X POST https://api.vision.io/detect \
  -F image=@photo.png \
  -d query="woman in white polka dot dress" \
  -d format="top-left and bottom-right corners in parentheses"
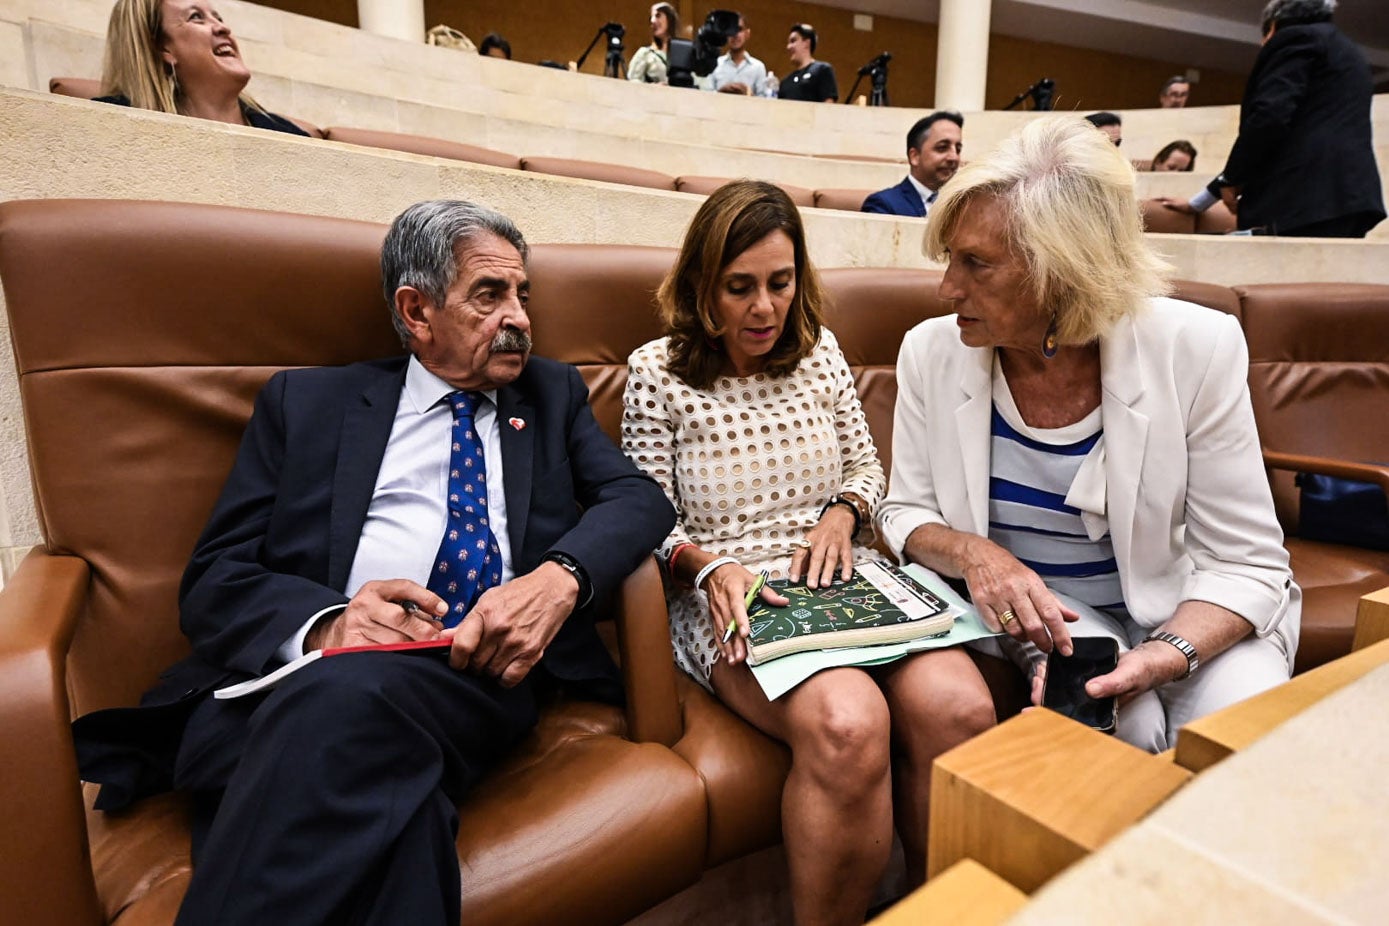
top-left (621, 180), bottom-right (995, 924)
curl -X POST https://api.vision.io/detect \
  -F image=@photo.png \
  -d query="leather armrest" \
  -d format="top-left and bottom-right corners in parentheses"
top-left (0, 549), bottom-right (103, 925)
top-left (613, 555), bottom-right (682, 746)
top-left (1262, 450), bottom-right (1389, 495)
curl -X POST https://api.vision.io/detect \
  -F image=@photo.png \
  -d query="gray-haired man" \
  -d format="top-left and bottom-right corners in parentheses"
top-left (75, 200), bottom-right (675, 924)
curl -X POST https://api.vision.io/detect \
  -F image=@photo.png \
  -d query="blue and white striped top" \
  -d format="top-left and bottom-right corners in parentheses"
top-left (987, 373), bottom-right (1127, 616)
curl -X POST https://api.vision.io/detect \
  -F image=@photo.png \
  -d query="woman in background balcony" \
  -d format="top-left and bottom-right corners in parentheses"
top-left (622, 180), bottom-right (995, 925)
top-left (1152, 139), bottom-right (1198, 172)
top-left (627, 2), bottom-right (677, 85)
top-left (880, 115), bottom-right (1299, 753)
top-left (98, 0), bottom-right (307, 135)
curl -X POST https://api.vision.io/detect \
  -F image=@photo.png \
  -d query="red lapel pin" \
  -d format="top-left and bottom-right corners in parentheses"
top-left (508, 417), bottom-right (526, 431)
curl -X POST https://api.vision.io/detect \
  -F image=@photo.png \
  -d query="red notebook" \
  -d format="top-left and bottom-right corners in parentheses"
top-left (214, 638), bottom-right (453, 700)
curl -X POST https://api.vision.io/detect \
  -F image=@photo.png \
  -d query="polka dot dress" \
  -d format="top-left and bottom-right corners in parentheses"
top-left (621, 329), bottom-right (886, 690)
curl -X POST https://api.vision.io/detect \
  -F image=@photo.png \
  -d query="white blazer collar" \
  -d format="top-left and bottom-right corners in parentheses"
top-left (954, 345), bottom-right (994, 535)
top-left (1097, 315), bottom-right (1150, 563)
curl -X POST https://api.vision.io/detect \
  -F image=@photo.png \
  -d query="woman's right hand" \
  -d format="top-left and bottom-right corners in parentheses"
top-left (959, 536), bottom-right (1078, 655)
top-left (701, 562), bottom-right (789, 665)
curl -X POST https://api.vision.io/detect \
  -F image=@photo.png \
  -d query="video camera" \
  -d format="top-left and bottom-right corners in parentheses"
top-left (667, 9), bottom-right (741, 88)
top-left (858, 52), bottom-right (892, 77)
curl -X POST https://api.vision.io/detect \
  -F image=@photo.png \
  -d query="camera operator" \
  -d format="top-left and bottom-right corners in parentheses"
top-left (705, 14), bottom-right (769, 96)
top-left (779, 23), bottom-right (837, 103)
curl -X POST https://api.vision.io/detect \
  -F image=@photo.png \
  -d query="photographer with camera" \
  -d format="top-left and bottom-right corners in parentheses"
top-left (705, 14), bottom-right (770, 96)
top-left (780, 23), bottom-right (837, 103)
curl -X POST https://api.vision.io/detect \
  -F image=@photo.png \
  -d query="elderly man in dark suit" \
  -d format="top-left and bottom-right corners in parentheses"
top-left (862, 111), bottom-right (964, 218)
top-left (1162, 0), bottom-right (1384, 237)
top-left (74, 199), bottom-right (675, 925)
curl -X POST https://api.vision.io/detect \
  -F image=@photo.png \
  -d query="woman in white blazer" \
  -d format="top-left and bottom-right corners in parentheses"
top-left (878, 116), bottom-right (1299, 751)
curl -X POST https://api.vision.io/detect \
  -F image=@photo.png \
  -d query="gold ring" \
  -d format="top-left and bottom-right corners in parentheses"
top-left (999, 610), bottom-right (1017, 627)
top-left (794, 540), bottom-right (813, 550)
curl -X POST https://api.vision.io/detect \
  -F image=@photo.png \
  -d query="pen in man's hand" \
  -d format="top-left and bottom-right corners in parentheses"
top-left (724, 570), bottom-right (770, 643)
top-left (401, 600), bottom-right (442, 625)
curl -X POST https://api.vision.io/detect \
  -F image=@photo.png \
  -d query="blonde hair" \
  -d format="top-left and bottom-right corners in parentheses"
top-left (101, 0), bottom-right (260, 115)
top-left (923, 115), bottom-right (1171, 345)
top-left (659, 180), bottom-right (825, 391)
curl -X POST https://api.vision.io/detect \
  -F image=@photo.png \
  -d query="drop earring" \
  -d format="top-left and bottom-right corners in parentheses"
top-left (1042, 315), bottom-right (1059, 359)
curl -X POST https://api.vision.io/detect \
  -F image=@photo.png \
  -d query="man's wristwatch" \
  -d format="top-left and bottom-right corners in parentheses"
top-left (1145, 631), bottom-right (1199, 681)
top-left (542, 551), bottom-right (594, 608)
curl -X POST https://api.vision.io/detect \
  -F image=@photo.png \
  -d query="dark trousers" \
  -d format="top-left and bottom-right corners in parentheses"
top-left (171, 652), bottom-right (538, 926)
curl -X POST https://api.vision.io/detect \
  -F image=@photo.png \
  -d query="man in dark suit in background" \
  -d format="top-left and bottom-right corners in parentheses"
top-left (75, 199), bottom-right (675, 925)
top-left (1162, 0), bottom-right (1384, 237)
top-left (862, 111), bottom-right (964, 218)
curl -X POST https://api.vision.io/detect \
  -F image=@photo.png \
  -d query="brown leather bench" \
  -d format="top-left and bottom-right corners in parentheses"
top-left (1140, 198), bottom-right (1237, 234)
top-left (675, 176), bottom-right (815, 208)
top-left (1, 198), bottom-right (1384, 923)
top-left (815, 188), bottom-right (874, 212)
top-left (48, 75), bottom-right (324, 137)
top-left (520, 156), bottom-right (677, 191)
top-left (323, 126), bottom-right (520, 169)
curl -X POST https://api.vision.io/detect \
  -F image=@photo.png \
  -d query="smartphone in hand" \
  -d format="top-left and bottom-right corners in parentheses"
top-left (1042, 636), bottom-right (1119, 734)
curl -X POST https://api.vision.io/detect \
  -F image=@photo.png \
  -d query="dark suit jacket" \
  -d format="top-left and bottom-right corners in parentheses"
top-left (861, 177), bottom-right (927, 218)
top-left (1220, 21), bottom-right (1385, 234)
top-left (75, 354), bottom-right (675, 809)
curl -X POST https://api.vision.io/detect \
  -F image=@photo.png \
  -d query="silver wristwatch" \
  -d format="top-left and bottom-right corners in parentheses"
top-left (1145, 631), bottom-right (1199, 681)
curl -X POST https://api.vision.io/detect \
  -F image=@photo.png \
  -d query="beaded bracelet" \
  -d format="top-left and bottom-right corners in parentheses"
top-left (693, 556), bottom-right (740, 593)
top-left (665, 542), bottom-right (695, 575)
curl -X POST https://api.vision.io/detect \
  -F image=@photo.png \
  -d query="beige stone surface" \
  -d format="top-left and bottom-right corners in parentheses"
top-left (9, 5), bottom-right (1386, 205)
top-left (0, 20), bottom-right (27, 90)
top-left (1014, 663), bottom-right (1389, 924)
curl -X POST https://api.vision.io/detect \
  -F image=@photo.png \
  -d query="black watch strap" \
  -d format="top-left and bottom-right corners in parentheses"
top-left (543, 551), bottom-right (594, 608)
top-left (820, 495), bottom-right (863, 535)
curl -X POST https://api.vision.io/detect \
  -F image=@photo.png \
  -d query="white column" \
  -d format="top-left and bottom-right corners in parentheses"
top-left (935, 0), bottom-right (991, 111)
top-left (357, 0), bottom-right (425, 43)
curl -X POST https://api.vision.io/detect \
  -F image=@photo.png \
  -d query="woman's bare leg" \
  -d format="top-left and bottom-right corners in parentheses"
top-left (713, 662), bottom-right (894, 926)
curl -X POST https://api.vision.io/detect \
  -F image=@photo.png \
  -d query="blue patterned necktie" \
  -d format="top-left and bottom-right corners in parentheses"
top-left (427, 391), bottom-right (503, 627)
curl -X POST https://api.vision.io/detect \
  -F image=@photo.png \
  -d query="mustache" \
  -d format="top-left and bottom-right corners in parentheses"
top-left (490, 326), bottom-right (532, 353)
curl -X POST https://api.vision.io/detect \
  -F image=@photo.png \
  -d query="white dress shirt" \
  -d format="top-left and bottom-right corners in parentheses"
top-left (278, 356), bottom-right (513, 661)
top-left (707, 51), bottom-right (768, 94)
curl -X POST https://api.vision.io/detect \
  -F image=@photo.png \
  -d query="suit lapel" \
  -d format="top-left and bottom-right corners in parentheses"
top-left (955, 347), bottom-right (993, 535)
top-left (1099, 319), bottom-right (1149, 568)
top-left (496, 387), bottom-right (535, 557)
top-left (327, 364), bottom-right (406, 591)
top-left (902, 177), bottom-right (926, 217)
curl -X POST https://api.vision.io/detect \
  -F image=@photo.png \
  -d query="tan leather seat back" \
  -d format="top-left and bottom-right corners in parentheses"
top-left (0, 200), bottom-right (395, 714)
top-left (821, 268), bottom-right (953, 477)
top-left (49, 77), bottom-right (101, 99)
top-left (521, 157), bottom-right (677, 191)
top-left (1238, 283), bottom-right (1389, 526)
top-left (0, 201), bottom-right (672, 716)
top-left (1140, 198), bottom-right (1196, 234)
top-left (525, 244), bottom-right (673, 438)
top-left (324, 127), bottom-right (520, 170)
top-left (674, 177), bottom-right (815, 208)
top-left (813, 189), bottom-right (872, 212)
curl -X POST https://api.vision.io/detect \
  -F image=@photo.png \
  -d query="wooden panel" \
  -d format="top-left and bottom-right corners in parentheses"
top-left (1175, 636), bottom-right (1389, 773)
top-left (1352, 585), bottom-right (1389, 651)
top-left (871, 859), bottom-right (1027, 926)
top-left (928, 710), bottom-right (1191, 893)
